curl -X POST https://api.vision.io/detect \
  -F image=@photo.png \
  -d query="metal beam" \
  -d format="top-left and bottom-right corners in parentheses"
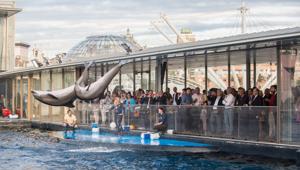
top-left (150, 21), bottom-right (174, 44)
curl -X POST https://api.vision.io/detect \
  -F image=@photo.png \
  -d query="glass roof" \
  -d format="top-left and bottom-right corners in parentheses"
top-left (65, 35), bottom-right (142, 61)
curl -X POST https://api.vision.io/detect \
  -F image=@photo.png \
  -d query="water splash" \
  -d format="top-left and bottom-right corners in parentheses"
top-left (66, 147), bottom-right (132, 153)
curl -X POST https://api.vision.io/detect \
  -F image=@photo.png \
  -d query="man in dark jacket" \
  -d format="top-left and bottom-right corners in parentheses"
top-left (268, 85), bottom-right (277, 140)
top-left (235, 87), bottom-right (249, 139)
top-left (156, 91), bottom-right (167, 105)
top-left (249, 87), bottom-right (264, 140)
top-left (172, 87), bottom-right (181, 105)
top-left (235, 87), bottom-right (249, 106)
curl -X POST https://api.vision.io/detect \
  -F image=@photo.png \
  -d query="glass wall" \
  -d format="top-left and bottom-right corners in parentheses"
top-left (51, 69), bottom-right (63, 122)
top-left (207, 51), bottom-right (228, 90)
top-left (40, 70), bottom-right (51, 121)
top-left (134, 58), bottom-right (142, 90)
top-left (186, 53), bottom-right (206, 90)
top-left (141, 58), bottom-right (150, 90)
top-left (255, 47), bottom-right (277, 90)
top-left (31, 73), bottom-right (41, 121)
top-left (150, 57), bottom-right (156, 91)
top-left (121, 59), bottom-right (134, 92)
top-left (107, 62), bottom-right (120, 93)
top-left (280, 39), bottom-right (300, 144)
top-left (89, 65), bottom-right (97, 82)
top-left (64, 67), bottom-right (76, 87)
top-left (0, 79), bottom-right (12, 117)
top-left (16, 76), bottom-right (21, 117)
top-left (230, 49), bottom-right (247, 89)
top-left (22, 76), bottom-right (28, 118)
top-left (167, 56), bottom-right (185, 92)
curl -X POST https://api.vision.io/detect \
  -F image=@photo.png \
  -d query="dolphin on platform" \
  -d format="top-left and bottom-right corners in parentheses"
top-left (31, 61), bottom-right (94, 107)
top-left (74, 61), bottom-right (125, 100)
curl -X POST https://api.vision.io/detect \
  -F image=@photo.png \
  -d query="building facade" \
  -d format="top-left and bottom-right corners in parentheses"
top-left (14, 42), bottom-right (30, 69)
top-left (0, 0), bottom-right (21, 71)
top-left (0, 27), bottom-right (299, 146)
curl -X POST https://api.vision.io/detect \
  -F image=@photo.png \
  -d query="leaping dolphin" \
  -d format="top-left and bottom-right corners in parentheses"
top-left (31, 62), bottom-right (94, 107)
top-left (74, 61), bottom-right (125, 100)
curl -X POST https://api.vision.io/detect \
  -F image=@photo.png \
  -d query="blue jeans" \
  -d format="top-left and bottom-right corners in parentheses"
top-left (224, 108), bottom-right (234, 135)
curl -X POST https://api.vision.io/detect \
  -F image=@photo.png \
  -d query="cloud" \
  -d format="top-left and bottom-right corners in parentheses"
top-left (15, 0), bottom-right (300, 57)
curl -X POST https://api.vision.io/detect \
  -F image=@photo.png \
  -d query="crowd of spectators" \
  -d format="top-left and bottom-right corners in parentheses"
top-left (81, 85), bottom-right (277, 140)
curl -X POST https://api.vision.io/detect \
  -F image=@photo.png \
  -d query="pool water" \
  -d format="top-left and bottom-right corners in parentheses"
top-left (59, 130), bottom-right (211, 148)
top-left (0, 130), bottom-right (295, 170)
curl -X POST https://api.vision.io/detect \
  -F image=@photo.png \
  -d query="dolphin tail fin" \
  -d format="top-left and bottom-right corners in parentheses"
top-left (84, 61), bottom-right (95, 69)
top-left (119, 60), bottom-right (127, 66)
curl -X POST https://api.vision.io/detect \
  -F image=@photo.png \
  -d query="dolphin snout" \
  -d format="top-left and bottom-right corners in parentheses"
top-left (31, 90), bottom-right (39, 97)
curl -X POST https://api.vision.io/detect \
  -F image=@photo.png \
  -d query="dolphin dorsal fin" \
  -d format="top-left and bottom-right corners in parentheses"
top-left (47, 93), bottom-right (59, 100)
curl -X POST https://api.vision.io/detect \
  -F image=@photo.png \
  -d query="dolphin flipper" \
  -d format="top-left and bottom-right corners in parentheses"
top-left (84, 61), bottom-right (95, 69)
top-left (65, 102), bottom-right (75, 108)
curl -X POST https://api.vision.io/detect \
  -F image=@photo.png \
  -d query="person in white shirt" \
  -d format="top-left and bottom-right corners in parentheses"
top-left (172, 87), bottom-right (180, 106)
top-left (222, 87), bottom-right (236, 136)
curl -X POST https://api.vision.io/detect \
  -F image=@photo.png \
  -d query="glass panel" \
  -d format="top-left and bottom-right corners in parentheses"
top-left (31, 73), bottom-right (41, 121)
top-left (89, 65), bottom-right (97, 82)
top-left (107, 62), bottom-right (120, 93)
top-left (134, 58), bottom-right (142, 90)
top-left (64, 67), bottom-right (75, 87)
top-left (142, 58), bottom-right (150, 90)
top-left (186, 54), bottom-right (206, 90)
top-left (22, 76), bottom-right (28, 118)
top-left (280, 41), bottom-right (300, 144)
top-left (125, 105), bottom-right (277, 142)
top-left (0, 79), bottom-right (12, 117)
top-left (51, 69), bottom-right (63, 122)
top-left (230, 50), bottom-right (246, 89)
top-left (16, 76), bottom-right (21, 117)
top-left (150, 57), bottom-right (156, 91)
top-left (167, 57), bottom-right (185, 91)
top-left (40, 70), bottom-right (51, 121)
top-left (121, 60), bottom-right (134, 92)
top-left (207, 52), bottom-right (228, 90)
top-left (255, 47), bottom-right (277, 91)
top-left (96, 63), bottom-right (103, 79)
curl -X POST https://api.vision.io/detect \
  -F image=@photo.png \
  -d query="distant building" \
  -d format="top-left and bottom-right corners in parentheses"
top-left (0, 0), bottom-right (21, 71)
top-left (30, 47), bottom-right (47, 67)
top-left (48, 52), bottom-right (66, 65)
top-left (14, 42), bottom-right (30, 69)
top-left (177, 28), bottom-right (196, 43)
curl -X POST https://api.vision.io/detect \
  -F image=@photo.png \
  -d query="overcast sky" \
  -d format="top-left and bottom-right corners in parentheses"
top-left (15, 0), bottom-right (300, 57)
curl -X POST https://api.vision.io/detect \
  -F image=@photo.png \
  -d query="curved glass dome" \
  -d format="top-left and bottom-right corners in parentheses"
top-left (65, 35), bottom-right (142, 61)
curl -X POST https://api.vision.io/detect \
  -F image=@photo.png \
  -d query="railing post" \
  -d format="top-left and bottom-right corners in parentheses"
top-left (174, 106), bottom-right (177, 131)
top-left (149, 106), bottom-right (152, 131)
top-left (237, 107), bottom-right (240, 139)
